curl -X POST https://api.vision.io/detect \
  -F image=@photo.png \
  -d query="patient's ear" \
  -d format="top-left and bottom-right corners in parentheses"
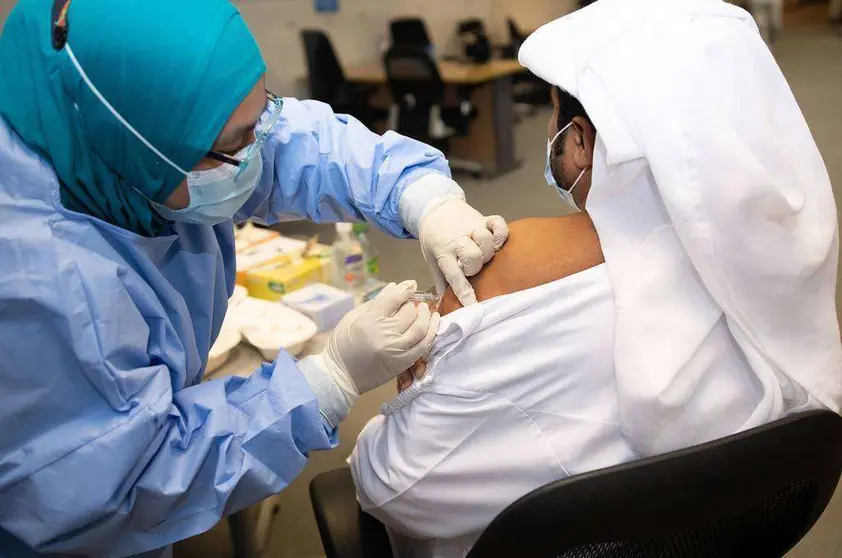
top-left (572, 116), bottom-right (596, 168)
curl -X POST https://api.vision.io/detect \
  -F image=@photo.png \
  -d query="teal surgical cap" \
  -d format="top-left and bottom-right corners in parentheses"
top-left (0, 0), bottom-right (267, 236)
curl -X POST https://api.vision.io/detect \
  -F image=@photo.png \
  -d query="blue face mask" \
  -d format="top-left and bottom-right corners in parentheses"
top-left (544, 121), bottom-right (588, 212)
top-left (151, 147), bottom-right (263, 225)
top-left (151, 96), bottom-right (283, 226)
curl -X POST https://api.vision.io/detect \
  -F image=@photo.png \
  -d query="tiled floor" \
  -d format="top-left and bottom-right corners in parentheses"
top-left (175, 21), bottom-right (842, 558)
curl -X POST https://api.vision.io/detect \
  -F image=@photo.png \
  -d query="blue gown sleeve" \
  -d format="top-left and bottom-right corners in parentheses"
top-left (0, 273), bottom-right (336, 556)
top-left (235, 98), bottom-right (454, 238)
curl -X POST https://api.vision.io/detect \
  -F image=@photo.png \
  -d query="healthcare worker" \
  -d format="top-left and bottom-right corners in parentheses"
top-left (0, 0), bottom-right (508, 556)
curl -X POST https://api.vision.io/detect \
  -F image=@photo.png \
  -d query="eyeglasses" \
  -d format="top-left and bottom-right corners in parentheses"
top-left (204, 91), bottom-right (283, 178)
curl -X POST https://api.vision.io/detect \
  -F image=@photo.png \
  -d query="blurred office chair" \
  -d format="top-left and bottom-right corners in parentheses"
top-left (310, 410), bottom-right (842, 558)
top-left (502, 17), bottom-right (549, 110)
top-left (505, 17), bottom-right (526, 58)
top-left (456, 18), bottom-right (492, 64)
top-left (389, 17), bottom-right (432, 49)
top-left (457, 18), bottom-right (485, 35)
top-left (300, 29), bottom-right (386, 128)
top-left (382, 45), bottom-right (478, 172)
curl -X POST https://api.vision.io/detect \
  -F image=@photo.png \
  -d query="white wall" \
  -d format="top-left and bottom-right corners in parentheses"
top-left (490, 0), bottom-right (578, 36)
top-left (0, 0), bottom-right (576, 94)
top-left (236, 0), bottom-right (577, 95)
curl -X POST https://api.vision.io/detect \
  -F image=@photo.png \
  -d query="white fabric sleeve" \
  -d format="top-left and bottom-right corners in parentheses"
top-left (397, 174), bottom-right (465, 238)
top-left (348, 386), bottom-right (566, 540)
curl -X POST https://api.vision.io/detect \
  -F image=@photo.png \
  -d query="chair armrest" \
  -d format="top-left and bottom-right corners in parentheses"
top-left (309, 468), bottom-right (394, 558)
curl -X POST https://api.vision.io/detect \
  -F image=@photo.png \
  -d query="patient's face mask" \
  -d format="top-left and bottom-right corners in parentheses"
top-left (544, 121), bottom-right (588, 211)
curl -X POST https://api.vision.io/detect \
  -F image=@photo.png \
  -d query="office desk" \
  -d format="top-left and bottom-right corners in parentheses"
top-left (346, 59), bottom-right (526, 178)
top-left (345, 58), bottom-right (524, 85)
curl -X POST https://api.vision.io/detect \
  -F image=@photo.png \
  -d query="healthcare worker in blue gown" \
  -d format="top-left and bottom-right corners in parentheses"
top-left (0, 0), bottom-right (509, 556)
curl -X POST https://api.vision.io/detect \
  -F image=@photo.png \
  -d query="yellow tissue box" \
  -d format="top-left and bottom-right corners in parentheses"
top-left (235, 236), bottom-right (307, 286)
top-left (244, 258), bottom-right (327, 301)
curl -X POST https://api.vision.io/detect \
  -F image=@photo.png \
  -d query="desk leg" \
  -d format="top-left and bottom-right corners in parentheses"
top-left (490, 75), bottom-right (520, 177)
top-left (229, 510), bottom-right (260, 558)
top-left (449, 77), bottom-right (522, 178)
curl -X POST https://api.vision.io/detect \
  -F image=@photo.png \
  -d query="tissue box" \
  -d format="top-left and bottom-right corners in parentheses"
top-left (245, 257), bottom-right (327, 301)
top-left (235, 235), bottom-right (308, 286)
top-left (282, 283), bottom-right (355, 332)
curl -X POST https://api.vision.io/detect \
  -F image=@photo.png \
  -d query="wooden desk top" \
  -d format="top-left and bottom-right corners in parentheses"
top-left (345, 58), bottom-right (526, 85)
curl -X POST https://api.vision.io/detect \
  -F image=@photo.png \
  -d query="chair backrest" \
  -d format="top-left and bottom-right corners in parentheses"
top-left (457, 18), bottom-right (485, 36)
top-left (300, 29), bottom-right (346, 103)
top-left (389, 17), bottom-right (432, 48)
top-left (383, 45), bottom-right (444, 107)
top-left (382, 45), bottom-right (443, 139)
top-left (467, 410), bottom-right (842, 558)
top-left (457, 18), bottom-right (491, 64)
top-left (507, 17), bottom-right (525, 54)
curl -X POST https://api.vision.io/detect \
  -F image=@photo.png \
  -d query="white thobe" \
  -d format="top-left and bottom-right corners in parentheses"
top-left (349, 261), bottom-right (823, 558)
top-left (350, 265), bottom-right (633, 558)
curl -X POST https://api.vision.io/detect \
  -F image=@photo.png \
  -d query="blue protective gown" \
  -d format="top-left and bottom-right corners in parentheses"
top-left (0, 99), bottom-right (452, 557)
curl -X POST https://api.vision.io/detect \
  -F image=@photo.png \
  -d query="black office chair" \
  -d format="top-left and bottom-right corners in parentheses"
top-left (300, 29), bottom-right (387, 128)
top-left (501, 17), bottom-right (549, 110)
top-left (457, 18), bottom-right (485, 35)
top-left (456, 18), bottom-right (492, 64)
top-left (505, 17), bottom-right (526, 58)
top-left (310, 410), bottom-right (842, 558)
top-left (389, 17), bottom-right (432, 49)
top-left (382, 45), bottom-right (476, 151)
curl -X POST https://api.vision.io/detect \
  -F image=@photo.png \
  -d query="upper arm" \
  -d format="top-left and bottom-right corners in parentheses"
top-left (237, 98), bottom-right (451, 236)
top-left (349, 387), bottom-right (565, 539)
top-left (439, 214), bottom-right (605, 315)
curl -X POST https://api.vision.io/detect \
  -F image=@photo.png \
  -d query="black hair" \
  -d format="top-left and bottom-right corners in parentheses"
top-left (553, 86), bottom-right (593, 156)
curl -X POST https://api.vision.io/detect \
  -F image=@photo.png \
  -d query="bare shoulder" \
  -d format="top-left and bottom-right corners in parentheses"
top-left (506, 213), bottom-right (599, 239)
top-left (440, 213), bottom-right (604, 315)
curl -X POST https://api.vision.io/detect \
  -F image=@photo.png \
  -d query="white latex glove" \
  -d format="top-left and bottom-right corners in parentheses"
top-left (316, 280), bottom-right (441, 397)
top-left (419, 196), bottom-right (509, 306)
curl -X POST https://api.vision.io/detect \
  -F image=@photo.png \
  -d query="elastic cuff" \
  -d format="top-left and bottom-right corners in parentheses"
top-left (398, 174), bottom-right (465, 237)
top-left (298, 355), bottom-right (355, 428)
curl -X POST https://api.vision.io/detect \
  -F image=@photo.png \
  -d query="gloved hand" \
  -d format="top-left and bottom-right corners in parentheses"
top-left (419, 196), bottom-right (509, 306)
top-left (315, 280), bottom-right (440, 399)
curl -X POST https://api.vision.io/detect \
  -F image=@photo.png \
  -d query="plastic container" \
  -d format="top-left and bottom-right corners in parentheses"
top-left (282, 283), bottom-right (355, 333)
top-left (234, 221), bottom-right (277, 247)
top-left (229, 284), bottom-right (249, 309)
top-left (352, 223), bottom-right (380, 279)
top-left (332, 223), bottom-right (366, 291)
top-left (232, 297), bottom-right (318, 360)
top-left (206, 317), bottom-right (242, 374)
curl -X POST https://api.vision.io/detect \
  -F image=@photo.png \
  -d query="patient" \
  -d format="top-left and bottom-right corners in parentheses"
top-left (351, 9), bottom-right (838, 555)
top-left (349, 213), bottom-right (637, 558)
